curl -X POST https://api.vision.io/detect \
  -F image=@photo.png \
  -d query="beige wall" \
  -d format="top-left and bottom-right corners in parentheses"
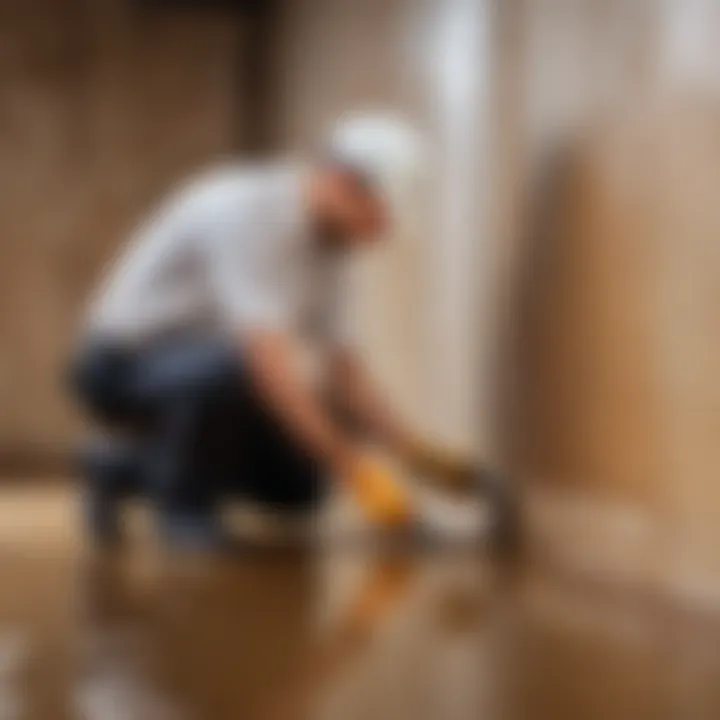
top-left (0, 1), bottom-right (239, 458)
top-left (510, 0), bottom-right (720, 601)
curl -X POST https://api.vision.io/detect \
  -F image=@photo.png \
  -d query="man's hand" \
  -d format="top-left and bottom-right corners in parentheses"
top-left (403, 440), bottom-right (476, 491)
top-left (326, 350), bottom-right (475, 492)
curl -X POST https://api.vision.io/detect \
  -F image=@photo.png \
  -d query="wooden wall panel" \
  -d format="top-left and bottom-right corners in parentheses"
top-left (515, 96), bottom-right (720, 596)
top-left (0, 0), bottom-right (239, 456)
top-left (503, 1), bottom-right (720, 598)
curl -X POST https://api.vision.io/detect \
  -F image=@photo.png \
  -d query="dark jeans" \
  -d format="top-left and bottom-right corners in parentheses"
top-left (71, 335), bottom-right (327, 517)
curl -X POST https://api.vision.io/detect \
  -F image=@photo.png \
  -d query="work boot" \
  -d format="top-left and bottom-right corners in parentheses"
top-left (79, 437), bottom-right (144, 548)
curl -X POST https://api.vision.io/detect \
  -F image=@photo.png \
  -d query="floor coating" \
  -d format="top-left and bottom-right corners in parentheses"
top-left (1, 483), bottom-right (720, 719)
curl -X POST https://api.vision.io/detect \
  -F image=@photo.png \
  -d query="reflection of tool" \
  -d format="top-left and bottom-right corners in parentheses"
top-left (263, 559), bottom-right (416, 720)
top-left (335, 558), bottom-right (415, 644)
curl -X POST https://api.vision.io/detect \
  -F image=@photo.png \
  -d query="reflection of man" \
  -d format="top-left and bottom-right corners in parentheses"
top-left (72, 114), bottom-right (472, 548)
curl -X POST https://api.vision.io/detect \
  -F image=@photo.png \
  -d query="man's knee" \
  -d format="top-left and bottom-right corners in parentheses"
top-left (70, 341), bottom-right (137, 425)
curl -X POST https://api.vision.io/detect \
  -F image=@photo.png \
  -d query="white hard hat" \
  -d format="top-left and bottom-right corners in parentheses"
top-left (327, 112), bottom-right (427, 230)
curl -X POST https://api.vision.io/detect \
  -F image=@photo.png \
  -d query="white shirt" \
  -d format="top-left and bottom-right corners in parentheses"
top-left (89, 163), bottom-right (352, 348)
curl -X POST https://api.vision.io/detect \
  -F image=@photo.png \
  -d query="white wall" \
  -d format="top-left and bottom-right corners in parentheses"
top-left (272, 0), bottom-right (495, 455)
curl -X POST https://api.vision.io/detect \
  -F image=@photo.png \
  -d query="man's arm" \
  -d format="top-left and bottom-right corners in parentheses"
top-left (244, 329), bottom-right (357, 478)
top-left (328, 347), bottom-right (476, 489)
top-left (243, 330), bottom-right (412, 525)
top-left (206, 208), bottom-right (411, 522)
top-left (326, 348), bottom-right (414, 456)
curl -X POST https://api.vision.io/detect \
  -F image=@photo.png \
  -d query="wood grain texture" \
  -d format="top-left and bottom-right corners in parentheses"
top-left (0, 0), bottom-right (239, 455)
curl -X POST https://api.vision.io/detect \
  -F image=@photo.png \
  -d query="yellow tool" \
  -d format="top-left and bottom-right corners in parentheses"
top-left (348, 455), bottom-right (413, 527)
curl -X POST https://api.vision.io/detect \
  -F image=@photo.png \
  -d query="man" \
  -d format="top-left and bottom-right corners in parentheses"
top-left (72, 114), bottom-right (471, 548)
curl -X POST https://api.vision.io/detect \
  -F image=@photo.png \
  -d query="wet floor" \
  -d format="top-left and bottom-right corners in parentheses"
top-left (1, 484), bottom-right (720, 720)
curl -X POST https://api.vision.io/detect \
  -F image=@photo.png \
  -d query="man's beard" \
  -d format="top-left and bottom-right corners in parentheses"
top-left (314, 216), bottom-right (349, 249)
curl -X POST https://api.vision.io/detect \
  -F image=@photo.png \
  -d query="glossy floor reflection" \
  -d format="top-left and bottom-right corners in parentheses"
top-left (1, 484), bottom-right (720, 719)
